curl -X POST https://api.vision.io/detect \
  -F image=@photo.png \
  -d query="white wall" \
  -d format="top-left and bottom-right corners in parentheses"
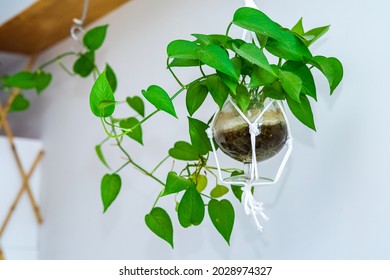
top-left (3, 0), bottom-right (390, 259)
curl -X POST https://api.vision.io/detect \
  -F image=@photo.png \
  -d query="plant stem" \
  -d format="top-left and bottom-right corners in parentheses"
top-left (200, 193), bottom-right (212, 200)
top-left (114, 161), bottom-right (131, 174)
top-left (167, 58), bottom-right (184, 88)
top-left (151, 190), bottom-right (164, 210)
top-left (38, 51), bottom-right (78, 69)
top-left (131, 160), bottom-right (165, 186)
top-left (151, 155), bottom-right (170, 174)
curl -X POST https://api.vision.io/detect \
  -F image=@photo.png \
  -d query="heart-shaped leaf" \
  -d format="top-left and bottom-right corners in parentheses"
top-left (167, 40), bottom-right (200, 59)
top-left (142, 85), bottom-right (177, 118)
top-left (3, 71), bottom-right (36, 89)
top-left (89, 70), bottom-right (115, 117)
top-left (83, 25), bottom-right (108, 51)
top-left (286, 94), bottom-right (316, 131)
top-left (206, 75), bottom-right (229, 109)
top-left (101, 173), bottom-right (121, 213)
top-left (145, 207), bottom-right (174, 248)
top-left (186, 82), bottom-right (208, 116)
top-left (162, 171), bottom-right (192, 196)
top-left (168, 141), bottom-right (200, 161)
top-left (208, 199), bottom-right (235, 245)
top-left (35, 70), bottom-right (52, 94)
top-left (119, 117), bottom-right (143, 145)
top-left (279, 70), bottom-right (302, 103)
top-left (233, 43), bottom-right (275, 76)
top-left (235, 84), bottom-right (251, 112)
top-left (188, 117), bottom-right (212, 155)
top-left (195, 174), bottom-right (208, 193)
top-left (9, 94), bottom-right (30, 112)
top-left (126, 96), bottom-right (145, 117)
top-left (310, 56), bottom-right (343, 94)
top-left (105, 64), bottom-right (117, 93)
top-left (210, 185), bottom-right (229, 198)
top-left (73, 51), bottom-right (95, 77)
top-left (282, 61), bottom-right (316, 100)
top-left (178, 184), bottom-right (205, 228)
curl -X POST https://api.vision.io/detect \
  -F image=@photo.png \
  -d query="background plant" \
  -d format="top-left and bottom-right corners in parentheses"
top-left (89, 7), bottom-right (343, 248)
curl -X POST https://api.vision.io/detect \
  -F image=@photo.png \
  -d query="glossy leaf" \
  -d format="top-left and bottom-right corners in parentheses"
top-left (35, 71), bottom-right (52, 94)
top-left (142, 85), bottom-right (177, 118)
top-left (286, 94), bottom-right (316, 131)
top-left (292, 17), bottom-right (304, 35)
top-left (120, 117), bottom-right (143, 145)
top-left (186, 82), bottom-right (208, 116)
top-left (208, 199), bottom-right (235, 245)
top-left (188, 117), bottom-right (212, 155)
top-left (282, 61), bottom-right (316, 100)
top-left (195, 174), bottom-right (208, 193)
top-left (197, 45), bottom-right (238, 80)
top-left (192, 34), bottom-right (232, 47)
top-left (178, 184), bottom-right (205, 228)
top-left (9, 94), bottom-right (30, 112)
top-left (89, 71), bottom-right (115, 117)
top-left (105, 64), bottom-right (117, 93)
top-left (210, 185), bottom-right (229, 198)
top-left (83, 25), bottom-right (108, 51)
top-left (3, 71), bottom-right (36, 89)
top-left (265, 34), bottom-right (312, 61)
top-left (167, 40), bottom-right (200, 59)
top-left (95, 145), bottom-right (110, 169)
top-left (217, 71), bottom-right (238, 95)
top-left (206, 75), bottom-right (229, 108)
top-left (126, 96), bottom-right (145, 117)
top-left (231, 57), bottom-right (242, 78)
top-left (101, 173), bottom-right (121, 213)
top-left (250, 65), bottom-right (277, 88)
top-left (163, 171), bottom-right (192, 196)
top-left (73, 51), bottom-right (95, 77)
top-left (310, 56), bottom-right (343, 94)
top-left (235, 84), bottom-right (250, 112)
top-left (145, 207), bottom-right (174, 248)
top-left (279, 70), bottom-right (302, 103)
top-left (168, 141), bottom-right (200, 161)
top-left (263, 80), bottom-right (286, 100)
top-left (233, 43), bottom-right (275, 76)
top-left (304, 25), bottom-right (330, 46)
top-left (169, 58), bottom-right (203, 67)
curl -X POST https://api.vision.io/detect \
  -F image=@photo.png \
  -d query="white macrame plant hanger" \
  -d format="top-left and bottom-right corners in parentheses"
top-left (205, 0), bottom-right (294, 231)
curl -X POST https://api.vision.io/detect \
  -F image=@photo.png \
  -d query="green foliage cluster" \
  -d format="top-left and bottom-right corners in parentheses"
top-left (90, 7), bottom-right (343, 247)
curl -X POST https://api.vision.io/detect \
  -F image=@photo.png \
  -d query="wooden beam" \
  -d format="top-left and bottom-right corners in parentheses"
top-left (0, 0), bottom-right (129, 55)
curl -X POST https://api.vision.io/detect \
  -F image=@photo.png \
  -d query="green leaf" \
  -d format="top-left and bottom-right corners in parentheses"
top-left (206, 75), bottom-right (229, 109)
top-left (230, 170), bottom-right (244, 202)
top-left (195, 174), bottom-right (208, 193)
top-left (105, 64), bottom-right (117, 93)
top-left (89, 71), bottom-right (115, 117)
top-left (3, 71), bottom-right (36, 89)
top-left (186, 82), bottom-right (208, 116)
top-left (168, 141), bottom-right (200, 161)
top-left (188, 117), bottom-right (212, 155)
top-left (304, 25), bottom-right (330, 46)
top-left (210, 185), bottom-right (229, 198)
top-left (169, 58), bottom-right (203, 67)
top-left (235, 84), bottom-right (250, 112)
top-left (83, 25), bottom-right (108, 51)
top-left (263, 80), bottom-right (286, 100)
top-left (208, 199), bottom-right (234, 245)
top-left (95, 145), bottom-right (110, 169)
top-left (9, 94), bottom-right (30, 112)
top-left (197, 45), bottom-right (238, 80)
top-left (167, 40), bottom-right (200, 59)
top-left (142, 85), bottom-right (177, 118)
top-left (163, 171), bottom-right (192, 196)
top-left (286, 94), bottom-right (316, 131)
top-left (233, 7), bottom-right (311, 61)
top-left (73, 51), bottom-right (95, 77)
top-left (145, 207), bottom-right (174, 248)
top-left (250, 65), bottom-right (277, 88)
top-left (126, 96), bottom-right (145, 117)
top-left (282, 61), bottom-right (316, 100)
top-left (310, 56), bottom-right (343, 94)
top-left (120, 117), bottom-right (143, 145)
top-left (192, 34), bottom-right (232, 47)
top-left (291, 17), bottom-right (304, 35)
top-left (231, 57), bottom-right (242, 77)
top-left (217, 72), bottom-right (238, 95)
top-left (279, 70), bottom-right (302, 103)
top-left (101, 173), bottom-right (121, 212)
top-left (178, 184), bottom-right (205, 228)
top-left (233, 43), bottom-right (275, 76)
top-left (35, 70), bottom-right (52, 94)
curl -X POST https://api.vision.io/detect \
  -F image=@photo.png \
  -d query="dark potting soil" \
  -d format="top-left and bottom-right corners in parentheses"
top-left (215, 122), bottom-right (288, 162)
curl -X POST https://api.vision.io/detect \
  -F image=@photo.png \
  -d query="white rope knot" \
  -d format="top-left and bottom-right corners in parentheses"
top-left (206, 128), bottom-right (213, 139)
top-left (249, 123), bottom-right (261, 136)
top-left (242, 185), bottom-right (269, 231)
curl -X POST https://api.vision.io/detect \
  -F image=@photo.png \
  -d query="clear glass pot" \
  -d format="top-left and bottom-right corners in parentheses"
top-left (213, 99), bottom-right (288, 163)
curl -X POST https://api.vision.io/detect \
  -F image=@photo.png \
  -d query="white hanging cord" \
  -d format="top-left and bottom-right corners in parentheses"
top-left (70, 0), bottom-right (89, 42)
top-left (242, 185), bottom-right (269, 231)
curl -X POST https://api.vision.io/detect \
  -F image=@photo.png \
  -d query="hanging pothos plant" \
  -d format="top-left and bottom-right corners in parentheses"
top-left (89, 7), bottom-right (343, 248)
top-left (0, 25), bottom-right (109, 113)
